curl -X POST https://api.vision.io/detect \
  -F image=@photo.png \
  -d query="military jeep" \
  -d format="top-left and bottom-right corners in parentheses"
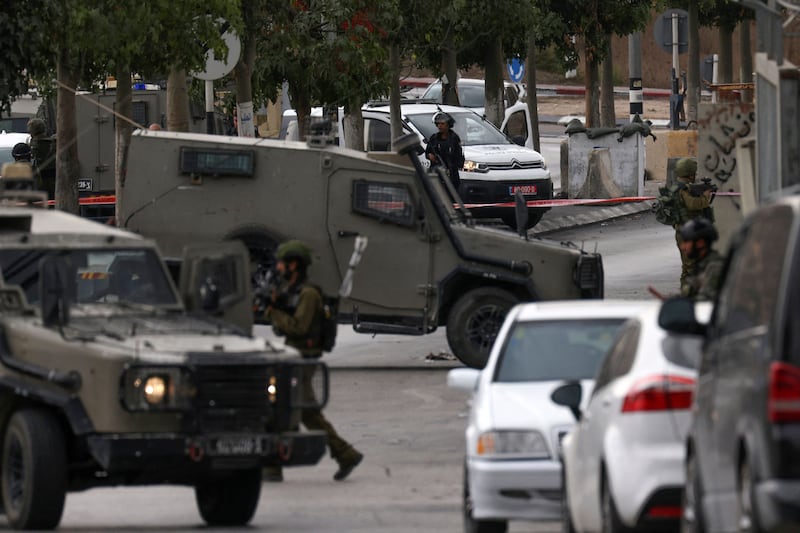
top-left (0, 178), bottom-right (327, 529)
top-left (121, 130), bottom-right (604, 368)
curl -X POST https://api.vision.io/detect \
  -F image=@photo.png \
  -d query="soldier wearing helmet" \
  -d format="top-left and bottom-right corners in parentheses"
top-left (678, 218), bottom-right (724, 301)
top-left (11, 142), bottom-right (32, 163)
top-left (425, 111), bottom-right (464, 190)
top-left (264, 239), bottom-right (363, 482)
top-left (672, 157), bottom-right (715, 292)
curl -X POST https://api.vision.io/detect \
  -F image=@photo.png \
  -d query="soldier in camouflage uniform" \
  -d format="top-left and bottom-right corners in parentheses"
top-left (679, 218), bottom-right (724, 301)
top-left (672, 157), bottom-right (714, 293)
top-left (27, 118), bottom-right (55, 198)
top-left (265, 240), bottom-right (363, 482)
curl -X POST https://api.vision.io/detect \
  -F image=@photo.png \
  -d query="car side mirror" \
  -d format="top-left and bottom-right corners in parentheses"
top-left (511, 135), bottom-right (525, 147)
top-left (199, 277), bottom-right (220, 312)
top-left (39, 255), bottom-right (72, 328)
top-left (551, 381), bottom-right (583, 421)
top-left (658, 296), bottom-right (706, 336)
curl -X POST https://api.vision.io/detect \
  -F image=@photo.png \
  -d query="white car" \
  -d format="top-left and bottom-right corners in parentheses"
top-left (361, 102), bottom-right (552, 229)
top-left (553, 302), bottom-right (712, 533)
top-left (448, 300), bottom-right (658, 533)
top-left (0, 131), bottom-right (30, 169)
top-left (420, 78), bottom-right (521, 116)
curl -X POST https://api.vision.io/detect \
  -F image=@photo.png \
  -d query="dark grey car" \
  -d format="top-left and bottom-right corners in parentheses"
top-left (659, 194), bottom-right (800, 532)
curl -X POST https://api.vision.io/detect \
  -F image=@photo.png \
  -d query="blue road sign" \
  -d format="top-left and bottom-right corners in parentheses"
top-left (507, 58), bottom-right (525, 84)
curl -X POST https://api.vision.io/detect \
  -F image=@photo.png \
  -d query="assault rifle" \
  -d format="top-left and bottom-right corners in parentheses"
top-left (687, 177), bottom-right (718, 198)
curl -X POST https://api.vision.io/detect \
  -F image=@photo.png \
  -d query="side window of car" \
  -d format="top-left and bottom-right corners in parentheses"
top-left (352, 180), bottom-right (415, 226)
top-left (714, 206), bottom-right (792, 335)
top-left (503, 110), bottom-right (528, 144)
top-left (365, 118), bottom-right (391, 152)
top-left (592, 321), bottom-right (640, 396)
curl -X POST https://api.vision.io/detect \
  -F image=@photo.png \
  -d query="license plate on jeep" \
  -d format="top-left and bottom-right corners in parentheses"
top-left (210, 437), bottom-right (263, 456)
top-left (509, 185), bottom-right (537, 195)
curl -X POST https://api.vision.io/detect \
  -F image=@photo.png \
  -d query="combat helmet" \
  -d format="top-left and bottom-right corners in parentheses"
top-left (680, 217), bottom-right (717, 243)
top-left (12, 143), bottom-right (32, 162)
top-left (276, 240), bottom-right (313, 266)
top-left (675, 157), bottom-right (698, 178)
top-left (432, 111), bottom-right (454, 127)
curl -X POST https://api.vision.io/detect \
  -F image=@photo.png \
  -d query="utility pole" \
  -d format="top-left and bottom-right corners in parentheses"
top-left (628, 32), bottom-right (643, 122)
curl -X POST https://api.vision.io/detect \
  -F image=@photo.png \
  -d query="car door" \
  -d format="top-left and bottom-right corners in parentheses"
top-left (501, 104), bottom-right (533, 150)
top-left (179, 240), bottom-right (253, 334)
top-left (325, 167), bottom-right (436, 332)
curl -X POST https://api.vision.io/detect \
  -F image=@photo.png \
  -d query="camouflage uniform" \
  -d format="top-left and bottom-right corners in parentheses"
top-left (682, 249), bottom-right (724, 301)
top-left (266, 240), bottom-right (363, 481)
top-left (27, 118), bottom-right (55, 198)
top-left (672, 158), bottom-right (714, 292)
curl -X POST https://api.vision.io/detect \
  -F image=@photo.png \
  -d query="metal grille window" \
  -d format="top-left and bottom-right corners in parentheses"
top-left (352, 180), bottom-right (414, 226)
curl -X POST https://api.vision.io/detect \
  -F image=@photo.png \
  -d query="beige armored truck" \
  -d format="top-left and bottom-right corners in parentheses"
top-left (0, 166), bottom-right (327, 530)
top-left (121, 131), bottom-right (604, 368)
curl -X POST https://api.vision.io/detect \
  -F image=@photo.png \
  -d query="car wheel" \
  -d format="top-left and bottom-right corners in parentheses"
top-left (682, 450), bottom-right (706, 533)
top-left (601, 473), bottom-right (631, 533)
top-left (463, 464), bottom-right (508, 533)
top-left (195, 467), bottom-right (262, 526)
top-left (501, 210), bottom-right (545, 231)
top-left (447, 287), bottom-right (519, 369)
top-left (737, 460), bottom-right (758, 533)
top-left (1, 408), bottom-right (67, 530)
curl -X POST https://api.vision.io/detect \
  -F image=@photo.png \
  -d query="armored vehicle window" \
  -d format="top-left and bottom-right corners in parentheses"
top-left (353, 180), bottom-right (414, 226)
top-left (179, 147), bottom-right (254, 177)
top-left (0, 248), bottom-right (177, 306)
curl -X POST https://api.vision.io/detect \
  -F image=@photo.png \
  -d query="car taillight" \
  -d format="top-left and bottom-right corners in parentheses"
top-left (768, 362), bottom-right (800, 423)
top-left (621, 375), bottom-right (695, 413)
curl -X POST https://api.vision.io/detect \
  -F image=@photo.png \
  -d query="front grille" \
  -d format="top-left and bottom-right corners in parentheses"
top-left (484, 160), bottom-right (545, 171)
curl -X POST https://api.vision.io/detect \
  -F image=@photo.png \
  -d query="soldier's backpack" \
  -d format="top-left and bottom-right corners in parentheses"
top-left (319, 294), bottom-right (339, 353)
top-left (653, 183), bottom-right (686, 226)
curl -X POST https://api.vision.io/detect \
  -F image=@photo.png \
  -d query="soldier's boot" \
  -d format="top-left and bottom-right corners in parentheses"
top-left (333, 447), bottom-right (363, 482)
top-left (263, 465), bottom-right (283, 482)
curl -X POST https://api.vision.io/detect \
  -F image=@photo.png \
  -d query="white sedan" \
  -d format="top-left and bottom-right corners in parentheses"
top-left (448, 300), bottom-right (657, 533)
top-left (553, 302), bottom-right (711, 533)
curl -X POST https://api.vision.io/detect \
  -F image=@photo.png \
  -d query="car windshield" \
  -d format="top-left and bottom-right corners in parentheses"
top-left (0, 248), bottom-right (178, 307)
top-left (0, 147), bottom-right (14, 167)
top-left (405, 112), bottom-right (510, 147)
top-left (422, 83), bottom-right (484, 108)
top-left (494, 319), bottom-right (627, 382)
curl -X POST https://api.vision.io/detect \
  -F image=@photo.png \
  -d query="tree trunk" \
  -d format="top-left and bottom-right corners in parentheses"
top-left (585, 53), bottom-right (600, 128)
top-left (167, 67), bottom-right (190, 132)
top-left (718, 23), bottom-right (734, 85)
top-left (600, 37), bottom-right (616, 128)
top-left (739, 20), bottom-right (753, 103)
top-left (526, 35), bottom-right (541, 153)
top-left (55, 50), bottom-right (80, 214)
top-left (442, 30), bottom-right (459, 106)
top-left (289, 83), bottom-right (311, 140)
top-left (484, 36), bottom-right (505, 127)
top-left (114, 67), bottom-right (132, 224)
top-left (389, 43), bottom-right (403, 150)
top-left (234, 29), bottom-right (257, 137)
top-left (687, 2), bottom-right (700, 125)
top-left (343, 100), bottom-right (364, 151)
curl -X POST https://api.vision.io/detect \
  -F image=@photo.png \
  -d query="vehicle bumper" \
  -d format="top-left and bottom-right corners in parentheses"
top-left (460, 178), bottom-right (553, 218)
top-left (754, 479), bottom-right (800, 532)
top-left (87, 431), bottom-right (327, 473)
top-left (467, 457), bottom-right (562, 521)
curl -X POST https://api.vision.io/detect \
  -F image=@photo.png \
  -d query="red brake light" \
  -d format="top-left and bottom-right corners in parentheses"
top-left (768, 362), bottom-right (800, 423)
top-left (621, 375), bottom-right (695, 413)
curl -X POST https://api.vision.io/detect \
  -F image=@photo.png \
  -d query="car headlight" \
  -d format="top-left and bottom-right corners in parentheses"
top-left (476, 430), bottom-right (549, 459)
top-left (120, 366), bottom-right (195, 411)
top-left (463, 160), bottom-right (489, 173)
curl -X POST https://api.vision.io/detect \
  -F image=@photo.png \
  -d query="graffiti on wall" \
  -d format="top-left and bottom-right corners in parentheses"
top-left (697, 104), bottom-right (755, 184)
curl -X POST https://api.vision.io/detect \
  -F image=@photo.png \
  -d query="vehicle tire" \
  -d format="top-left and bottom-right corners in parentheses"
top-left (195, 467), bottom-right (262, 526)
top-left (737, 459), bottom-right (759, 533)
top-left (682, 450), bottom-right (706, 533)
top-left (447, 287), bottom-right (519, 369)
top-left (501, 210), bottom-right (545, 231)
top-left (463, 463), bottom-right (508, 533)
top-left (1, 408), bottom-right (67, 530)
top-left (601, 473), bottom-right (631, 533)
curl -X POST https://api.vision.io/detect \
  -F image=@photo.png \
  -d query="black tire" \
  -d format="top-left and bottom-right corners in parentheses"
top-left (1, 408), bottom-right (67, 530)
top-left (463, 463), bottom-right (508, 533)
top-left (446, 287), bottom-right (519, 369)
top-left (501, 209), bottom-right (545, 230)
top-left (601, 473), bottom-right (631, 533)
top-left (195, 467), bottom-right (262, 526)
top-left (682, 450), bottom-right (706, 533)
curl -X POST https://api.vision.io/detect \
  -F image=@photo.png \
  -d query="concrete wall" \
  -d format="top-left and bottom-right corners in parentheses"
top-left (566, 132), bottom-right (645, 198)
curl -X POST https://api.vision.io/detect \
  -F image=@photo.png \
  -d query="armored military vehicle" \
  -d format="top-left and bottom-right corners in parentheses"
top-left (121, 130), bottom-right (604, 369)
top-left (0, 164), bottom-right (327, 530)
